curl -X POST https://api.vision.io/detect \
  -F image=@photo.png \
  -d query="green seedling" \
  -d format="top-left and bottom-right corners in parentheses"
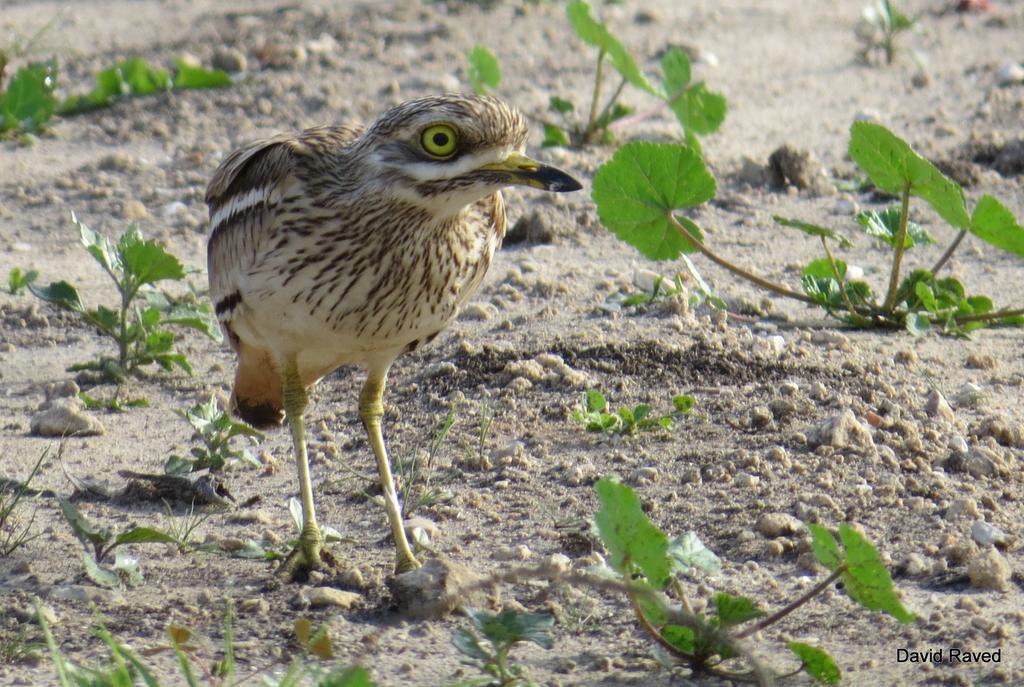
top-left (160, 499), bottom-right (211, 552)
top-left (451, 608), bottom-right (554, 687)
top-left (467, 45), bottom-right (501, 95)
top-left (60, 57), bottom-right (231, 115)
top-left (0, 620), bottom-right (45, 665)
top-left (593, 477), bottom-right (911, 684)
top-left (394, 405), bottom-right (457, 519)
top-left (78, 390), bottom-right (149, 412)
top-left (592, 123), bottom-right (1024, 336)
top-left (601, 273), bottom-right (693, 314)
top-left (58, 498), bottom-right (176, 589)
top-left (0, 451), bottom-right (45, 556)
top-left (0, 58), bottom-right (57, 137)
top-left (165, 396), bottom-right (263, 475)
top-left (574, 389), bottom-right (694, 435)
top-left (545, 1), bottom-right (725, 148)
top-left (31, 214), bottom-right (221, 384)
top-left (6, 267), bottom-right (39, 295)
top-left (39, 599), bottom-right (374, 687)
top-left (856, 0), bottom-right (913, 65)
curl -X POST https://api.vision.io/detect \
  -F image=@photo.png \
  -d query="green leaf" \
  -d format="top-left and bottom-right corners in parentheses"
top-left (713, 593), bottom-right (764, 627)
top-left (905, 311), bottom-right (931, 336)
top-left (595, 478), bottom-right (671, 586)
top-left (970, 195), bottom-right (1024, 256)
top-left (465, 608), bottom-right (555, 650)
top-left (59, 66), bottom-right (123, 115)
top-left (800, 259), bottom-right (845, 308)
top-left (660, 48), bottom-right (691, 95)
top-left (668, 81), bottom-right (727, 136)
top-left (566, 1), bottom-right (662, 97)
top-left (113, 527), bottom-right (178, 546)
top-left (592, 142), bottom-right (716, 260)
top-left (773, 215), bottom-right (853, 247)
top-left (848, 121), bottom-right (969, 230)
top-left (7, 267), bottom-right (39, 294)
top-left (549, 95), bottom-right (574, 114)
top-left (914, 281), bottom-right (937, 312)
top-left (30, 280), bottom-right (85, 312)
top-left (119, 58), bottom-right (169, 95)
top-left (173, 59), bottom-right (232, 89)
top-left (59, 498), bottom-right (112, 549)
top-left (452, 628), bottom-right (490, 662)
top-left (838, 524), bottom-right (915, 623)
top-left (661, 624), bottom-right (695, 654)
top-left (467, 45), bottom-right (501, 95)
top-left (667, 531), bottom-right (721, 574)
top-left (316, 666), bottom-right (376, 687)
top-left (807, 523), bottom-right (841, 570)
top-left (789, 642), bottom-right (841, 685)
top-left (541, 122), bottom-right (570, 147)
top-left (856, 208), bottom-right (933, 248)
top-left (164, 455), bottom-right (193, 475)
top-left (584, 389), bottom-right (607, 413)
top-left (82, 553), bottom-right (122, 589)
top-left (120, 230), bottom-right (185, 285)
top-left (76, 215), bottom-right (123, 276)
top-left (672, 395), bottom-right (695, 414)
top-left (0, 60), bottom-right (57, 133)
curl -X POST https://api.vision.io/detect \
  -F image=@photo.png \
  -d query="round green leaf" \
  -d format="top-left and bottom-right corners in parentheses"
top-left (848, 121), bottom-right (969, 229)
top-left (592, 142), bottom-right (716, 260)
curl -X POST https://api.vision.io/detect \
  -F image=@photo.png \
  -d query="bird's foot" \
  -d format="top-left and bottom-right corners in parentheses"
top-left (395, 551), bottom-right (422, 575)
top-left (275, 528), bottom-right (339, 582)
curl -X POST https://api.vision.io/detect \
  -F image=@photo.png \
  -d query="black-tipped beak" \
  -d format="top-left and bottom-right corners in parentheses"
top-left (479, 152), bottom-right (583, 192)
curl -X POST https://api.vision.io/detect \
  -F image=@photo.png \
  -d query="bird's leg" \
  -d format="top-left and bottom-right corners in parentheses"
top-left (277, 357), bottom-right (323, 578)
top-left (360, 366), bottom-right (420, 573)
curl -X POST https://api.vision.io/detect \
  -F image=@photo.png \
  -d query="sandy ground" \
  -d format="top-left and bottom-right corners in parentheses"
top-left (1, 0), bottom-right (1023, 685)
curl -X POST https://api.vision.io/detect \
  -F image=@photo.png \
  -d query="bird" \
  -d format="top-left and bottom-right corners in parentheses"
top-left (205, 94), bottom-right (581, 577)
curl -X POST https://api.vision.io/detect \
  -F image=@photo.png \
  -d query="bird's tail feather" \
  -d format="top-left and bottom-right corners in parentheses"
top-left (230, 343), bottom-right (285, 429)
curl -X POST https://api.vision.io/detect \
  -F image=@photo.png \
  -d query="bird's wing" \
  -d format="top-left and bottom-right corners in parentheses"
top-left (205, 126), bottom-right (363, 334)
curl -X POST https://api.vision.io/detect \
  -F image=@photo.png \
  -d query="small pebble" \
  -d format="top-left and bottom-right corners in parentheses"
top-left (734, 472), bottom-right (760, 488)
top-left (924, 389), bottom-right (956, 424)
top-left (995, 62), bottom-right (1024, 87)
top-left (902, 553), bottom-right (930, 576)
top-left (461, 302), bottom-right (498, 321)
top-left (756, 512), bottom-right (803, 538)
top-left (971, 521), bottom-right (1008, 547)
top-left (967, 549), bottom-right (1012, 591)
top-left (808, 409), bottom-right (874, 450)
top-left (30, 399), bottom-right (105, 437)
top-left (494, 544), bottom-right (533, 561)
top-left (305, 587), bottom-right (361, 609)
top-left (212, 47), bottom-right (247, 73)
top-left (945, 497), bottom-right (980, 520)
top-left (952, 382), bottom-right (985, 408)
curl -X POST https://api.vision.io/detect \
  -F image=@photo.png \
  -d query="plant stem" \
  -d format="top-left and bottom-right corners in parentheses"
top-left (119, 281), bottom-right (131, 373)
top-left (882, 181), bottom-right (912, 313)
top-left (735, 568), bottom-right (844, 640)
top-left (953, 306), bottom-right (1024, 325)
top-left (592, 76), bottom-right (627, 131)
top-left (930, 229), bottom-right (967, 276)
top-left (665, 213), bottom-right (822, 307)
top-left (609, 83), bottom-right (687, 131)
top-left (625, 587), bottom-right (697, 662)
top-left (585, 49), bottom-right (605, 143)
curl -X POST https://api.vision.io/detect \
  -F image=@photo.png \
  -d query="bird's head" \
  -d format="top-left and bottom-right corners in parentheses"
top-left (359, 94), bottom-right (581, 216)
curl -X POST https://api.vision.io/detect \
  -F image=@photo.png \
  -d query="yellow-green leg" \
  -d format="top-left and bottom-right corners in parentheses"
top-left (278, 357), bottom-right (323, 578)
top-left (360, 365), bottom-right (420, 573)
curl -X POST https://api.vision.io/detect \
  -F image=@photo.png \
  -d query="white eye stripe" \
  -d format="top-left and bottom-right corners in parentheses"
top-left (374, 146), bottom-right (519, 182)
top-left (209, 186), bottom-right (270, 234)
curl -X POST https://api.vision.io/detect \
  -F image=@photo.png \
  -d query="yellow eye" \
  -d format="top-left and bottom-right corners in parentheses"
top-left (420, 124), bottom-right (458, 158)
